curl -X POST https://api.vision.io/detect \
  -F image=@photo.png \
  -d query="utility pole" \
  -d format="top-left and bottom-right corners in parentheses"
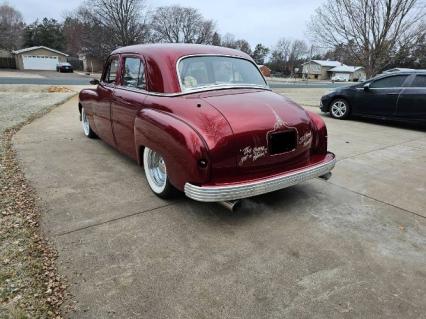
top-left (306, 45), bottom-right (314, 82)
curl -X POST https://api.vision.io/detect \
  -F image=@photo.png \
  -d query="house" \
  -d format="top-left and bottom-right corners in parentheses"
top-left (12, 46), bottom-right (69, 70)
top-left (258, 65), bottom-right (271, 77)
top-left (302, 60), bottom-right (343, 80)
top-left (328, 65), bottom-right (366, 82)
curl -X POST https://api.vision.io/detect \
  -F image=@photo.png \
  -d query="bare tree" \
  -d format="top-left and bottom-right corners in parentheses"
top-left (221, 33), bottom-right (237, 48)
top-left (0, 3), bottom-right (25, 50)
top-left (220, 33), bottom-right (252, 55)
top-left (63, 16), bottom-right (84, 56)
top-left (66, 0), bottom-right (149, 59)
top-left (308, 0), bottom-right (426, 76)
top-left (288, 40), bottom-right (308, 71)
top-left (234, 39), bottom-right (252, 55)
top-left (269, 38), bottom-right (308, 75)
top-left (150, 6), bottom-right (216, 44)
top-left (91, 0), bottom-right (149, 46)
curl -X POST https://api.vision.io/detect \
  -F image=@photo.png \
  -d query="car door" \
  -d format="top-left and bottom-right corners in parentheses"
top-left (93, 55), bottom-right (120, 146)
top-left (355, 75), bottom-right (409, 117)
top-left (396, 74), bottom-right (426, 121)
top-left (111, 56), bottom-right (147, 159)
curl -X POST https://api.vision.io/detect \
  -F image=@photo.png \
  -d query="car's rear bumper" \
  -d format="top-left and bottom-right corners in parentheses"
top-left (184, 152), bottom-right (336, 202)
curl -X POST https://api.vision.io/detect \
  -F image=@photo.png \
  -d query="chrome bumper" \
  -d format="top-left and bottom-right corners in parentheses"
top-left (184, 155), bottom-right (336, 202)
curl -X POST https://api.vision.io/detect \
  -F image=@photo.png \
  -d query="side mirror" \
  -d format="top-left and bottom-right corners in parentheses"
top-left (363, 83), bottom-right (371, 91)
top-left (90, 79), bottom-right (100, 85)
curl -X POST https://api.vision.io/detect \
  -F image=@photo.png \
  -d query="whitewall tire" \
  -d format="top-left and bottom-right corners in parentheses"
top-left (81, 107), bottom-right (96, 138)
top-left (143, 147), bottom-right (176, 198)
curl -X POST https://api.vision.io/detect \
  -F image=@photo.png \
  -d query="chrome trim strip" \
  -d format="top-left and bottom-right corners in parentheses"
top-left (184, 155), bottom-right (336, 202)
top-left (115, 83), bottom-right (271, 97)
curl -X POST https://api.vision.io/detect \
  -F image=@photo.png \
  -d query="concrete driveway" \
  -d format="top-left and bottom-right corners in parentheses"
top-left (13, 96), bottom-right (426, 318)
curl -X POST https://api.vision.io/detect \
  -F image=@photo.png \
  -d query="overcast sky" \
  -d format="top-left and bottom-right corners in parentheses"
top-left (10, 0), bottom-right (325, 48)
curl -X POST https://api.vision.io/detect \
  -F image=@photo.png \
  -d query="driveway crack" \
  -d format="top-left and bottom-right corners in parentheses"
top-left (322, 179), bottom-right (426, 220)
top-left (53, 202), bottom-right (177, 237)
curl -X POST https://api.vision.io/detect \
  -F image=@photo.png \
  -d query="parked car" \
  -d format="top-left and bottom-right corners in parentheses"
top-left (78, 44), bottom-right (335, 203)
top-left (331, 75), bottom-right (349, 82)
top-left (320, 70), bottom-right (426, 122)
top-left (56, 62), bottom-right (73, 73)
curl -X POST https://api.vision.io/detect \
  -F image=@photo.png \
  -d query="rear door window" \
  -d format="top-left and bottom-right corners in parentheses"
top-left (410, 75), bottom-right (426, 87)
top-left (370, 75), bottom-right (408, 88)
top-left (122, 57), bottom-right (146, 89)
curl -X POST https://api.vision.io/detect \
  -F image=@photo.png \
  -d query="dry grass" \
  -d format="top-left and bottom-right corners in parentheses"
top-left (0, 95), bottom-right (76, 318)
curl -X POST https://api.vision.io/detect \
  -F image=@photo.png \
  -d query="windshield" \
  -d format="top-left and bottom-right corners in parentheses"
top-left (178, 56), bottom-right (267, 92)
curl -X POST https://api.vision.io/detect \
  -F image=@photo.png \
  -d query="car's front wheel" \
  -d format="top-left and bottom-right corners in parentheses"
top-left (330, 99), bottom-right (351, 119)
top-left (143, 147), bottom-right (176, 199)
top-left (81, 107), bottom-right (96, 138)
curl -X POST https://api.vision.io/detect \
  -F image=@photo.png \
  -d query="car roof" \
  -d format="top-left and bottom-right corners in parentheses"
top-left (110, 44), bottom-right (255, 94)
top-left (379, 70), bottom-right (426, 75)
top-left (111, 43), bottom-right (251, 60)
top-left (371, 70), bottom-right (426, 80)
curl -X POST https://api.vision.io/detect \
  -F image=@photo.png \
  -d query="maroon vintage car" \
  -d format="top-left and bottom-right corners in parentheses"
top-left (79, 44), bottom-right (335, 205)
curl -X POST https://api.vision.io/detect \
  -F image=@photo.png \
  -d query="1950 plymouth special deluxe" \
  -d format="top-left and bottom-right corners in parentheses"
top-left (79, 44), bottom-right (335, 204)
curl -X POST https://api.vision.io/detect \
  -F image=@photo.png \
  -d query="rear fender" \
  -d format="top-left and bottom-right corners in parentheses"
top-left (134, 109), bottom-right (210, 190)
top-left (306, 111), bottom-right (328, 154)
top-left (78, 89), bottom-right (98, 129)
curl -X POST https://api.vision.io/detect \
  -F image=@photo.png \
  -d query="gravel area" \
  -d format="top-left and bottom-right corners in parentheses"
top-left (0, 92), bottom-right (74, 135)
top-left (1, 86), bottom-right (76, 318)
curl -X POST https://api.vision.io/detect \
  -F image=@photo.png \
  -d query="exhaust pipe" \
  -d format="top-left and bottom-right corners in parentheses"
top-left (218, 200), bottom-right (242, 212)
top-left (319, 172), bottom-right (332, 181)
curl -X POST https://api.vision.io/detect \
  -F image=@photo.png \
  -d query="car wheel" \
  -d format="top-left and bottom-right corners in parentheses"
top-left (81, 107), bottom-right (96, 138)
top-left (143, 147), bottom-right (176, 199)
top-left (330, 99), bottom-right (350, 119)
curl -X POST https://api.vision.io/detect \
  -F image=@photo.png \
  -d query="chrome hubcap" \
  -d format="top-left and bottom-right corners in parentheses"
top-left (331, 101), bottom-right (347, 117)
top-left (82, 108), bottom-right (90, 135)
top-left (147, 149), bottom-right (167, 188)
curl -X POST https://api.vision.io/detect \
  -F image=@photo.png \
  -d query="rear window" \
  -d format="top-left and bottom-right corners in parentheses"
top-left (178, 56), bottom-right (267, 92)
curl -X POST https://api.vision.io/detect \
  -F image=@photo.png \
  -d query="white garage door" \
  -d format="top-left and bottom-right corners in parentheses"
top-left (22, 55), bottom-right (59, 70)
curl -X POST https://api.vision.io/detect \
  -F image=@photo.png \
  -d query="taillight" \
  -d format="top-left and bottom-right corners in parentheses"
top-left (307, 111), bottom-right (328, 154)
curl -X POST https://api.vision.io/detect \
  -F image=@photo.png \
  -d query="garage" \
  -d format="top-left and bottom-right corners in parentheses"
top-left (12, 46), bottom-right (68, 71)
top-left (22, 55), bottom-right (59, 70)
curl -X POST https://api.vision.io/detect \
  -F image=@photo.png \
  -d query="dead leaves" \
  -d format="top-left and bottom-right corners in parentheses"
top-left (1, 106), bottom-right (72, 318)
top-left (47, 86), bottom-right (73, 93)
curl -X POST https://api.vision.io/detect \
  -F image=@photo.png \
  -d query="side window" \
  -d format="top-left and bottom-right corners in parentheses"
top-left (410, 75), bottom-right (426, 87)
top-left (122, 57), bottom-right (146, 89)
top-left (104, 57), bottom-right (119, 84)
top-left (370, 75), bottom-right (408, 88)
